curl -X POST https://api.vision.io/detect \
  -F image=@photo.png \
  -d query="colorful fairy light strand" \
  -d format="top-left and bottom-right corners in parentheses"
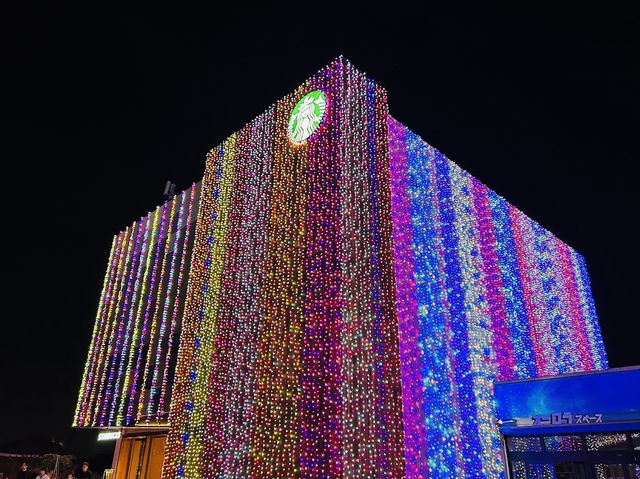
top-left (158, 185), bottom-right (197, 420)
top-left (73, 235), bottom-right (117, 427)
top-left (100, 218), bottom-right (144, 425)
top-left (148, 193), bottom-right (184, 419)
top-left (91, 225), bottom-right (134, 426)
top-left (114, 213), bottom-right (152, 425)
top-left (140, 195), bottom-right (177, 423)
top-left (124, 206), bottom-right (162, 424)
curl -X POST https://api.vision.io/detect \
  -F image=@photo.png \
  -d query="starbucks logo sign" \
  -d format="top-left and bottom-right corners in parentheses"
top-left (287, 90), bottom-right (327, 144)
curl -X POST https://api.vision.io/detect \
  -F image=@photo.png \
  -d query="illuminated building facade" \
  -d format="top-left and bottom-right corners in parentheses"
top-left (74, 57), bottom-right (607, 479)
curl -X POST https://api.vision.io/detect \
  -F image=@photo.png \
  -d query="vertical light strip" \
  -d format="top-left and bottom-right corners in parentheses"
top-left (140, 197), bottom-right (176, 422)
top-left (113, 214), bottom-right (152, 425)
top-left (121, 207), bottom-right (160, 425)
top-left (370, 82), bottom-right (406, 478)
top-left (407, 129), bottom-right (458, 477)
top-left (434, 151), bottom-right (483, 475)
top-left (572, 251), bottom-right (608, 369)
top-left (249, 97), bottom-right (304, 478)
top-left (73, 235), bottom-right (117, 426)
top-left (158, 185), bottom-right (196, 419)
top-left (128, 203), bottom-right (167, 422)
top-left (434, 155), bottom-right (469, 475)
top-left (200, 132), bottom-right (245, 473)
top-left (82, 233), bottom-right (125, 425)
top-left (147, 194), bottom-right (181, 419)
top-left (100, 219), bottom-right (144, 425)
top-left (110, 215), bottom-right (151, 423)
top-left (183, 136), bottom-right (236, 478)
top-left (163, 160), bottom-right (217, 479)
top-left (388, 117), bottom-right (428, 478)
top-left (555, 243), bottom-right (594, 370)
top-left (221, 113), bottom-right (275, 474)
top-left (509, 206), bottom-right (554, 375)
top-left (451, 164), bottom-right (503, 478)
top-left (547, 237), bottom-right (584, 372)
top-left (531, 222), bottom-right (569, 370)
top-left (89, 227), bottom-right (133, 425)
top-left (82, 232), bottom-right (124, 426)
top-left (488, 191), bottom-right (537, 379)
top-left (471, 178), bottom-right (516, 380)
top-left (301, 64), bottom-right (341, 478)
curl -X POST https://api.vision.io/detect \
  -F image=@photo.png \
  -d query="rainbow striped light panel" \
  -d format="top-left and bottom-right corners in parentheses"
top-left (74, 184), bottom-right (199, 427)
top-left (74, 57), bottom-right (607, 478)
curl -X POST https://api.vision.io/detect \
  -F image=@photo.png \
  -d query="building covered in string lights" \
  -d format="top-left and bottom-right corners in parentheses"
top-left (73, 57), bottom-right (608, 479)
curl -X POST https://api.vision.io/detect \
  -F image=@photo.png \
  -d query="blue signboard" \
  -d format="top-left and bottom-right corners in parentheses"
top-left (494, 366), bottom-right (640, 435)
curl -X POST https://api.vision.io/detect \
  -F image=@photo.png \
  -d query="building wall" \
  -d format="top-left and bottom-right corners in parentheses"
top-left (162, 58), bottom-right (407, 478)
top-left (74, 185), bottom-right (198, 428)
top-left (388, 116), bottom-right (607, 478)
top-left (74, 57), bottom-right (608, 479)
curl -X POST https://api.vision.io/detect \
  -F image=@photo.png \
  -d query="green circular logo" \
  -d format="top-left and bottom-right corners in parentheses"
top-left (287, 90), bottom-right (327, 144)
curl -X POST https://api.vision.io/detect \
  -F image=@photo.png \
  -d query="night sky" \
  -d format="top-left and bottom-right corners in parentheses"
top-left (2, 1), bottom-right (638, 458)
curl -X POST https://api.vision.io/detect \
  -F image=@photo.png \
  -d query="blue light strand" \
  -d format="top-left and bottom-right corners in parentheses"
top-left (488, 191), bottom-right (537, 379)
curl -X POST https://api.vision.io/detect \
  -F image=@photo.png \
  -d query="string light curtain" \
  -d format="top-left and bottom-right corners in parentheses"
top-left (73, 56), bottom-right (607, 479)
top-left (73, 185), bottom-right (198, 427)
top-left (162, 57), bottom-right (406, 479)
top-left (388, 116), bottom-right (607, 478)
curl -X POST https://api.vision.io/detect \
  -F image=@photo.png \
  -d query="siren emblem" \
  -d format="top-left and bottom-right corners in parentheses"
top-left (287, 90), bottom-right (326, 144)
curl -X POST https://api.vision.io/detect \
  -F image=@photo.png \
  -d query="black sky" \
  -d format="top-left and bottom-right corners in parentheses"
top-left (2, 1), bottom-right (638, 453)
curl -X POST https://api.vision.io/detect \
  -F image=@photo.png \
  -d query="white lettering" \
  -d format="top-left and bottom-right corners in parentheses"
top-left (97, 431), bottom-right (121, 441)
